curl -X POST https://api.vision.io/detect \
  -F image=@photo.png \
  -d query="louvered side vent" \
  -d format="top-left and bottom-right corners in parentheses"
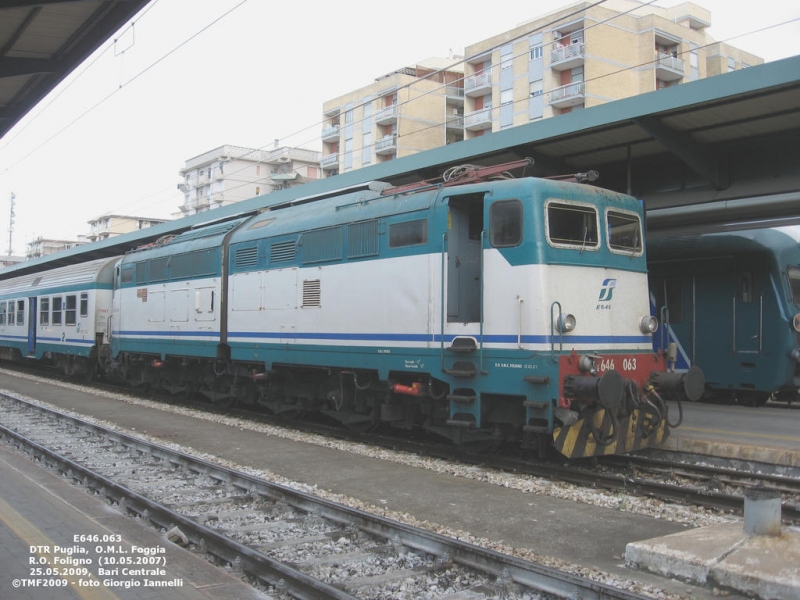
top-left (302, 279), bottom-right (321, 308)
top-left (348, 220), bottom-right (379, 258)
top-left (302, 227), bottom-right (343, 264)
top-left (271, 240), bottom-right (297, 263)
top-left (234, 246), bottom-right (259, 269)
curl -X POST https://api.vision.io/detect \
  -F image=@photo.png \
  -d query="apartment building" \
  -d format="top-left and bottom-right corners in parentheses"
top-left (320, 1), bottom-right (762, 168)
top-left (461, 0), bottom-right (762, 139)
top-left (26, 237), bottom-right (85, 259)
top-left (177, 144), bottom-right (322, 216)
top-left (86, 214), bottom-right (167, 243)
top-left (320, 55), bottom-right (464, 176)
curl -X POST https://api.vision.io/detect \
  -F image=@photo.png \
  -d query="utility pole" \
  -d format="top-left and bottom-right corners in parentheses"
top-left (7, 192), bottom-right (15, 256)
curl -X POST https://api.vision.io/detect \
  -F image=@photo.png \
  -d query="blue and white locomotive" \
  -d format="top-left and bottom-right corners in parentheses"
top-left (0, 161), bottom-right (701, 458)
top-left (648, 225), bottom-right (800, 406)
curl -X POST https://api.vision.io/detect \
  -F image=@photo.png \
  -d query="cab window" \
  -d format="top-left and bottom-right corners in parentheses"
top-left (547, 201), bottom-right (598, 249)
top-left (607, 210), bottom-right (642, 254)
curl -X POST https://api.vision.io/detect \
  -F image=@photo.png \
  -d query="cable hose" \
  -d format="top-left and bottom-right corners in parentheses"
top-left (642, 398), bottom-right (663, 437)
top-left (587, 408), bottom-right (619, 447)
top-left (654, 392), bottom-right (683, 429)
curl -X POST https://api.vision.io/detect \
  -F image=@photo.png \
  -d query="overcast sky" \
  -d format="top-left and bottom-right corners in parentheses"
top-left (0, 0), bottom-right (798, 255)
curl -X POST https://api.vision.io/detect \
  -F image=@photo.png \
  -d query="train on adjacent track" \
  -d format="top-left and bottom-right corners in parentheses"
top-left (0, 160), bottom-right (702, 458)
top-left (648, 225), bottom-right (800, 406)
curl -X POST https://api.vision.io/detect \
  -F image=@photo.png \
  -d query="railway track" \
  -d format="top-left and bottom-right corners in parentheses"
top-left (4, 362), bottom-right (799, 526)
top-left (0, 391), bottom-right (654, 600)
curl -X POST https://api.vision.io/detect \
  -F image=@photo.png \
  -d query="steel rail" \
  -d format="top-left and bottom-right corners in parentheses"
top-left (0, 391), bottom-right (654, 600)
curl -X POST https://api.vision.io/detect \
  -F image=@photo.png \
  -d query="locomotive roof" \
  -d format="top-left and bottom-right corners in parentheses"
top-left (120, 217), bottom-right (252, 262)
top-left (230, 176), bottom-right (641, 244)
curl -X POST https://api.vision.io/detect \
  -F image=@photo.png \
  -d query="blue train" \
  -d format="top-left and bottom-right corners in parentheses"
top-left (648, 226), bottom-right (800, 406)
top-left (0, 161), bottom-right (702, 458)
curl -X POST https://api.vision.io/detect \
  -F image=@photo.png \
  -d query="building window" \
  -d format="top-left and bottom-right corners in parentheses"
top-left (500, 89), bottom-right (513, 105)
top-left (530, 45), bottom-right (543, 60)
top-left (529, 80), bottom-right (543, 97)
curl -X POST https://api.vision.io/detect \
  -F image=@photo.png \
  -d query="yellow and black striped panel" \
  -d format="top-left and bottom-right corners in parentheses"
top-left (553, 408), bottom-right (670, 458)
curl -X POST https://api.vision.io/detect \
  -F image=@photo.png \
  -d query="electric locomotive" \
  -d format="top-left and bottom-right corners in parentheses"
top-left (649, 225), bottom-right (800, 406)
top-left (105, 160), bottom-right (699, 458)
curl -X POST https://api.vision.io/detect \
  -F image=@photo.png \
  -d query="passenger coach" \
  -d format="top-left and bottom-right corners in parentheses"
top-left (0, 256), bottom-right (117, 378)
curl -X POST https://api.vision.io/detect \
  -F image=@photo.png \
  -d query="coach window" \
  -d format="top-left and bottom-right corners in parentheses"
top-left (52, 297), bottom-right (63, 325)
top-left (7, 301), bottom-right (14, 325)
top-left (0, 301), bottom-right (5, 325)
top-left (16, 300), bottom-right (24, 325)
top-left (121, 265), bottom-right (134, 285)
top-left (490, 200), bottom-right (522, 247)
top-left (80, 293), bottom-right (89, 318)
top-left (65, 295), bottom-right (77, 325)
top-left (739, 272), bottom-right (754, 304)
top-left (546, 201), bottom-right (599, 250)
top-left (40, 298), bottom-right (50, 325)
top-left (389, 219), bottom-right (427, 247)
top-left (786, 267), bottom-right (800, 305)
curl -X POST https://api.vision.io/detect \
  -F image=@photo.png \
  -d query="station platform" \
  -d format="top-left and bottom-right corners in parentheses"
top-left (666, 400), bottom-right (800, 469)
top-left (1, 369), bottom-right (799, 599)
top-left (624, 400), bottom-right (800, 598)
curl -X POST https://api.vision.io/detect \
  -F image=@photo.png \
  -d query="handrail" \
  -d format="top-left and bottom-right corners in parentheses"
top-left (550, 301), bottom-right (564, 362)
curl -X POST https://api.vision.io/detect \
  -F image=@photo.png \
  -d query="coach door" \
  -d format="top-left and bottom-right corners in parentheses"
top-left (733, 270), bottom-right (762, 355)
top-left (446, 193), bottom-right (484, 323)
top-left (27, 297), bottom-right (37, 354)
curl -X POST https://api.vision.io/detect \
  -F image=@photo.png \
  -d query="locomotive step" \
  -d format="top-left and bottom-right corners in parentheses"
top-left (523, 400), bottom-right (549, 410)
top-left (446, 337), bottom-right (478, 353)
top-left (444, 361), bottom-right (477, 378)
top-left (446, 393), bottom-right (476, 405)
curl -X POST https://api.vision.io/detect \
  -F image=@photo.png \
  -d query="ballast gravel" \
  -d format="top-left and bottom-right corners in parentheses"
top-left (0, 370), bottom-right (741, 599)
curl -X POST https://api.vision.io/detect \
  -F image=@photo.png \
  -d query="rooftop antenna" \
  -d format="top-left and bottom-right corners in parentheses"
top-left (7, 192), bottom-right (15, 256)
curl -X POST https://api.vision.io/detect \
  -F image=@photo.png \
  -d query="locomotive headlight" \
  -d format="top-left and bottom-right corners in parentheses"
top-left (557, 313), bottom-right (576, 333)
top-left (639, 315), bottom-right (658, 334)
top-left (793, 314), bottom-right (800, 333)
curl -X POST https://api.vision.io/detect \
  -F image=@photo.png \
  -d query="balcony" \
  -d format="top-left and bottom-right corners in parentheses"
top-left (550, 42), bottom-right (585, 71)
top-left (321, 153), bottom-right (339, 170)
top-left (464, 72), bottom-right (492, 97)
top-left (446, 114), bottom-right (464, 130)
top-left (655, 52), bottom-right (685, 81)
top-left (321, 124), bottom-right (340, 142)
top-left (375, 105), bottom-right (398, 125)
top-left (374, 134), bottom-right (397, 155)
top-left (445, 86), bottom-right (464, 106)
top-left (463, 107), bottom-right (492, 131)
top-left (549, 82), bottom-right (585, 108)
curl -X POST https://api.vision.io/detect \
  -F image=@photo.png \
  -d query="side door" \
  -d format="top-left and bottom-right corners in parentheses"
top-left (445, 193), bottom-right (484, 324)
top-left (27, 297), bottom-right (37, 354)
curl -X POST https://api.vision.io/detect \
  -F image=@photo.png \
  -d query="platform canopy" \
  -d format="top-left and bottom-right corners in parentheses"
top-left (0, 0), bottom-right (151, 141)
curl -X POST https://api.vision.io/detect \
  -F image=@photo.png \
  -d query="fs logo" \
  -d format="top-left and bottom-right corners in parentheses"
top-left (597, 278), bottom-right (617, 306)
